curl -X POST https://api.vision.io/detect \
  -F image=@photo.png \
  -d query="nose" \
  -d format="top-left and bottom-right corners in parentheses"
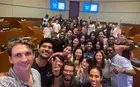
top-left (22, 55), bottom-right (28, 62)
top-left (44, 47), bottom-right (49, 51)
top-left (91, 76), bottom-right (96, 81)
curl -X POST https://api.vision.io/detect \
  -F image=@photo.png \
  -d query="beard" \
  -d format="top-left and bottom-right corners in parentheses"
top-left (62, 74), bottom-right (73, 82)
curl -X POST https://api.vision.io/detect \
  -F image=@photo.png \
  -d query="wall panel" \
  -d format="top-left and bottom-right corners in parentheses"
top-left (12, 0), bottom-right (48, 8)
top-left (0, 4), bottom-right (13, 17)
top-left (13, 6), bottom-right (47, 18)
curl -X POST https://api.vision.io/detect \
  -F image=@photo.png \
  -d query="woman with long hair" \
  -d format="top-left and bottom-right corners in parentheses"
top-left (82, 66), bottom-right (103, 87)
top-left (93, 51), bottom-right (111, 87)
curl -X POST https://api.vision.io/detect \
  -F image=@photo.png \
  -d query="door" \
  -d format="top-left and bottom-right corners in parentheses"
top-left (69, 1), bottom-right (80, 19)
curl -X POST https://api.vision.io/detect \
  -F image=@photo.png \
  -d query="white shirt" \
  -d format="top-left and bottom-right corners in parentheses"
top-left (52, 23), bottom-right (61, 33)
top-left (110, 27), bottom-right (121, 38)
top-left (88, 24), bottom-right (95, 35)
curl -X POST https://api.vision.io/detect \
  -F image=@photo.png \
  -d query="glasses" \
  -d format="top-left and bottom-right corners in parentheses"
top-left (63, 69), bottom-right (73, 73)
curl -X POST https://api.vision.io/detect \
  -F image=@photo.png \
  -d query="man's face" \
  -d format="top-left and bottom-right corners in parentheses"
top-left (108, 37), bottom-right (115, 45)
top-left (86, 42), bottom-right (93, 51)
top-left (73, 28), bottom-right (78, 35)
top-left (82, 27), bottom-right (87, 34)
top-left (105, 47), bottom-right (115, 59)
top-left (59, 32), bottom-right (65, 39)
top-left (38, 42), bottom-right (53, 59)
top-left (67, 30), bottom-right (72, 37)
top-left (62, 65), bottom-right (74, 81)
top-left (9, 44), bottom-right (35, 72)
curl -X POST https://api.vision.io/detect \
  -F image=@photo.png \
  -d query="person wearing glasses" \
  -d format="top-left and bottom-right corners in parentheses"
top-left (54, 61), bottom-right (80, 87)
top-left (0, 38), bottom-right (41, 87)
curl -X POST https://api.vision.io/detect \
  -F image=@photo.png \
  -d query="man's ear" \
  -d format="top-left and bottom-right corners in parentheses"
top-left (9, 56), bottom-right (13, 64)
top-left (37, 44), bottom-right (39, 49)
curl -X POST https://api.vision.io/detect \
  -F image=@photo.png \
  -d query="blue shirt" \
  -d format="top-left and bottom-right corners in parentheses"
top-left (111, 54), bottom-right (133, 87)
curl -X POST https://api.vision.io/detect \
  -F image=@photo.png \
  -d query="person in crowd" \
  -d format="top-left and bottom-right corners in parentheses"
top-left (110, 18), bottom-right (122, 38)
top-left (73, 27), bottom-right (79, 38)
top-left (82, 66), bottom-right (104, 87)
top-left (76, 57), bottom-right (93, 84)
top-left (84, 39), bottom-right (94, 59)
top-left (95, 17), bottom-right (102, 30)
top-left (93, 50), bottom-right (111, 87)
top-left (80, 26), bottom-right (89, 39)
top-left (42, 14), bottom-right (49, 27)
top-left (0, 38), bottom-right (41, 87)
top-left (79, 35), bottom-right (86, 50)
top-left (72, 37), bottom-right (80, 51)
top-left (65, 30), bottom-right (73, 46)
top-left (56, 30), bottom-right (66, 51)
top-left (43, 23), bottom-right (53, 38)
top-left (115, 32), bottom-right (129, 45)
top-left (72, 47), bottom-right (84, 72)
top-left (93, 40), bottom-right (104, 52)
top-left (50, 45), bottom-right (72, 62)
top-left (105, 23), bottom-right (112, 38)
top-left (55, 61), bottom-right (81, 87)
top-left (52, 19), bottom-right (61, 34)
top-left (89, 31), bottom-right (96, 43)
top-left (88, 21), bottom-right (95, 35)
top-left (105, 46), bottom-right (136, 87)
top-left (97, 31), bottom-right (108, 49)
top-left (32, 38), bottom-right (54, 87)
top-left (107, 35), bottom-right (130, 56)
top-left (51, 54), bottom-right (65, 68)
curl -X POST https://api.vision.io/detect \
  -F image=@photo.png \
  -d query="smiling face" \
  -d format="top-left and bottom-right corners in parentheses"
top-left (9, 44), bottom-right (35, 72)
top-left (63, 46), bottom-right (72, 57)
top-left (95, 52), bottom-right (103, 63)
top-left (105, 47), bottom-right (116, 59)
top-left (86, 42), bottom-right (93, 51)
top-left (74, 49), bottom-right (82, 60)
top-left (80, 35), bottom-right (86, 43)
top-left (73, 38), bottom-right (79, 47)
top-left (108, 36), bottom-right (115, 46)
top-left (96, 42), bottom-right (101, 50)
top-left (62, 65), bottom-right (74, 82)
top-left (81, 58), bottom-right (89, 69)
top-left (89, 68), bottom-right (102, 87)
top-left (38, 42), bottom-right (53, 59)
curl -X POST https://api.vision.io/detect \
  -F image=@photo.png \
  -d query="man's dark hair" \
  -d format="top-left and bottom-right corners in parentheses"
top-left (39, 38), bottom-right (54, 50)
top-left (61, 61), bottom-right (75, 73)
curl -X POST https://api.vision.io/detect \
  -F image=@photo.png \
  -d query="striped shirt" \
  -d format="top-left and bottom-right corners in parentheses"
top-left (0, 68), bottom-right (41, 87)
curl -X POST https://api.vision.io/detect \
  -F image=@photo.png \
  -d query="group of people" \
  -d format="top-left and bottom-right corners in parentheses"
top-left (0, 14), bottom-right (136, 87)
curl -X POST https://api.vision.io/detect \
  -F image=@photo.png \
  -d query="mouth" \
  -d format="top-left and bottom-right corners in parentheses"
top-left (91, 81), bottom-right (97, 86)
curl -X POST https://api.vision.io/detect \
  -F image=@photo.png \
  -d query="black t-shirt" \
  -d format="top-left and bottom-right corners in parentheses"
top-left (32, 58), bottom-right (53, 87)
